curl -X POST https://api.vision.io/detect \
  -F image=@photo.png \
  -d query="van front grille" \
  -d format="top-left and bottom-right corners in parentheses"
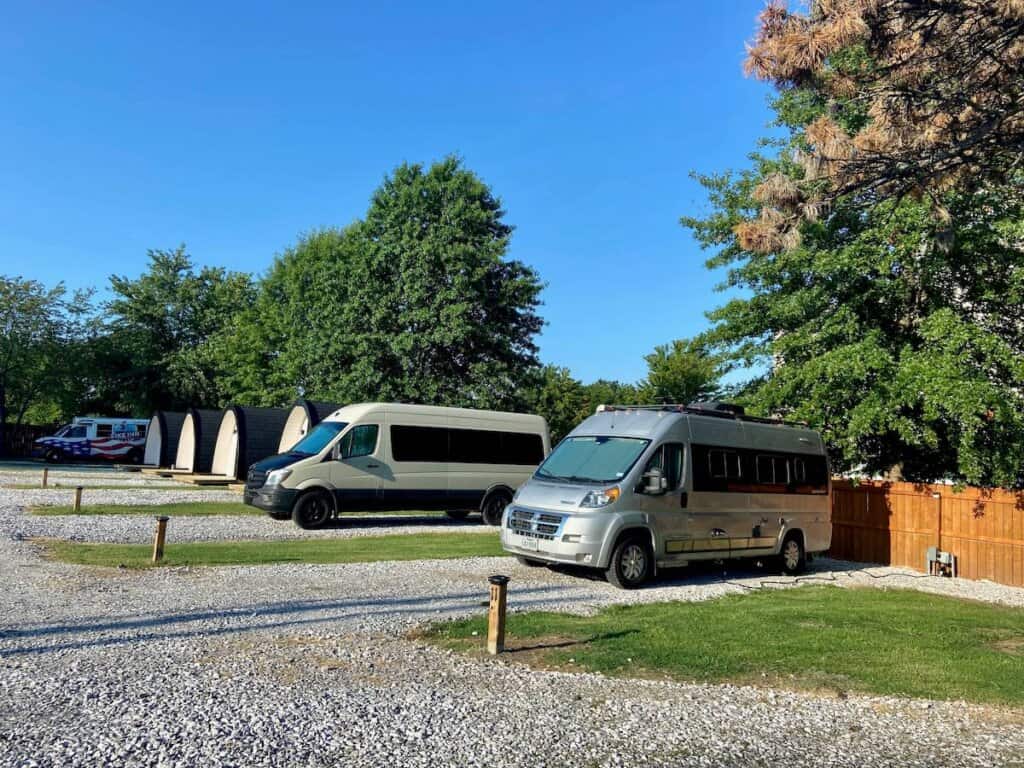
top-left (246, 469), bottom-right (267, 489)
top-left (508, 508), bottom-right (565, 540)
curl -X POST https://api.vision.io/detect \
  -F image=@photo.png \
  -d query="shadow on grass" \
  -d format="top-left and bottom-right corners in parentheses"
top-left (507, 629), bottom-right (640, 653)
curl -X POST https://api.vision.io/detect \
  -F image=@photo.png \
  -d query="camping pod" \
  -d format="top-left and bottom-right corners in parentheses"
top-left (278, 400), bottom-right (343, 453)
top-left (173, 408), bottom-right (221, 473)
top-left (143, 411), bottom-right (185, 467)
top-left (211, 406), bottom-right (291, 480)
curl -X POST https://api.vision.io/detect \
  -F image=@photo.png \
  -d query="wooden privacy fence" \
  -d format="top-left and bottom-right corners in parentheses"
top-left (831, 479), bottom-right (1024, 588)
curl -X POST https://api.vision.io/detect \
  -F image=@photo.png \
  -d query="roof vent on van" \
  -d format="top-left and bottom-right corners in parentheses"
top-left (686, 401), bottom-right (746, 417)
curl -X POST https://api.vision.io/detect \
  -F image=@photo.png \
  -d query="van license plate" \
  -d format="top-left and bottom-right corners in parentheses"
top-left (521, 536), bottom-right (539, 552)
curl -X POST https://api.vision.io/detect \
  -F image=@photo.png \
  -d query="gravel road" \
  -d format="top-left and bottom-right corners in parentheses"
top-left (2, 491), bottom-right (1024, 767)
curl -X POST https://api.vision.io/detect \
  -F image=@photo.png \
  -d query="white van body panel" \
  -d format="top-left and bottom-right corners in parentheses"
top-left (243, 403), bottom-right (551, 519)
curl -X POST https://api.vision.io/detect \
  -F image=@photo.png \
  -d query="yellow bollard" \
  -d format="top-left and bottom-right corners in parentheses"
top-left (487, 575), bottom-right (510, 655)
top-left (73, 486), bottom-right (83, 512)
top-left (152, 516), bottom-right (170, 562)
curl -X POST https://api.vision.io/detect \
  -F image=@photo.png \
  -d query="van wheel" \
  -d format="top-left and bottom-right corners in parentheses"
top-left (127, 448), bottom-right (143, 465)
top-left (516, 555), bottom-right (547, 568)
top-left (292, 490), bottom-right (333, 530)
top-left (44, 448), bottom-right (63, 464)
top-left (780, 534), bottom-right (806, 575)
top-left (606, 535), bottom-right (653, 589)
top-left (480, 490), bottom-right (511, 526)
top-left (445, 509), bottom-right (470, 521)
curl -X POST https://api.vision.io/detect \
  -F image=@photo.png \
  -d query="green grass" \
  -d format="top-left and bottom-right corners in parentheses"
top-left (42, 531), bottom-right (505, 568)
top-left (31, 501), bottom-right (256, 516)
top-left (424, 586), bottom-right (1024, 706)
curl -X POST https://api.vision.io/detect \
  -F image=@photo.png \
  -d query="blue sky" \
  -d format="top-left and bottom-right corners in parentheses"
top-left (1, 1), bottom-right (775, 384)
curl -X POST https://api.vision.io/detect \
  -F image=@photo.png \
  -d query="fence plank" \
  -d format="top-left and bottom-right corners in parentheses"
top-left (830, 479), bottom-right (1024, 588)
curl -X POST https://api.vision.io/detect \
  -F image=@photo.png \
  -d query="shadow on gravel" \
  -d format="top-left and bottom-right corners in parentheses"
top-left (324, 515), bottom-right (483, 530)
top-left (0, 585), bottom-right (579, 657)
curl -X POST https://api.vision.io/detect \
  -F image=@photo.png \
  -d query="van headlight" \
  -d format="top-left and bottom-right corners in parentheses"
top-left (265, 468), bottom-right (292, 487)
top-left (580, 487), bottom-right (620, 508)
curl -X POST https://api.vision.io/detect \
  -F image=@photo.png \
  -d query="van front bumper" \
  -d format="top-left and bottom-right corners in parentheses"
top-left (243, 486), bottom-right (298, 515)
top-left (500, 506), bottom-right (609, 567)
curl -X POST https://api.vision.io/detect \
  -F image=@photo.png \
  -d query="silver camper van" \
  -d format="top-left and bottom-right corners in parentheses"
top-left (244, 403), bottom-right (550, 529)
top-left (501, 402), bottom-right (831, 588)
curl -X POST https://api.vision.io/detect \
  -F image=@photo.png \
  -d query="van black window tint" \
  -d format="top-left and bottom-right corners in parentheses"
top-left (137, 424), bottom-right (146, 435)
top-left (67, 426), bottom-right (87, 438)
top-left (97, 424), bottom-right (112, 438)
top-left (391, 425), bottom-right (448, 462)
top-left (756, 455), bottom-right (775, 484)
top-left (501, 432), bottom-right (544, 465)
top-left (708, 450), bottom-right (727, 479)
top-left (794, 458), bottom-right (806, 483)
top-left (664, 444), bottom-right (683, 489)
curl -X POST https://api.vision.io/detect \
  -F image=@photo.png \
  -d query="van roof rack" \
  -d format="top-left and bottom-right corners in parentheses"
top-left (594, 401), bottom-right (808, 428)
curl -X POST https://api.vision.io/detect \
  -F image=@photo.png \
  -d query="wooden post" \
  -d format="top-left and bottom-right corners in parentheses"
top-left (73, 486), bottom-right (83, 512)
top-left (41, 467), bottom-right (49, 488)
top-left (152, 515), bottom-right (170, 562)
top-left (487, 574), bottom-right (510, 655)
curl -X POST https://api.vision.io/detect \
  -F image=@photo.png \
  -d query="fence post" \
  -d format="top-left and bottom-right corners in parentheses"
top-left (487, 574), bottom-right (510, 655)
top-left (152, 516), bottom-right (170, 562)
top-left (41, 467), bottom-right (48, 488)
top-left (73, 486), bottom-right (83, 512)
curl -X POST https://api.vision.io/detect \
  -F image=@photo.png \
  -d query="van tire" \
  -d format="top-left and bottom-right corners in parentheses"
top-left (516, 555), bottom-right (547, 567)
top-left (779, 533), bottom-right (806, 575)
top-left (445, 509), bottom-right (470, 521)
top-left (292, 490), bottom-right (333, 530)
top-left (44, 448), bottom-right (63, 464)
top-left (606, 534), bottom-right (653, 589)
top-left (480, 489), bottom-right (511, 526)
top-left (127, 448), bottom-right (143, 465)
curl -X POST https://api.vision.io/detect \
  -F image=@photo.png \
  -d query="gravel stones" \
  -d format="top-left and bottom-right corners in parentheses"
top-left (2, 486), bottom-right (1024, 767)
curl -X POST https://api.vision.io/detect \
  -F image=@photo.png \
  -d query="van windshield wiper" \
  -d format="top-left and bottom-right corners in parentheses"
top-left (535, 470), bottom-right (572, 483)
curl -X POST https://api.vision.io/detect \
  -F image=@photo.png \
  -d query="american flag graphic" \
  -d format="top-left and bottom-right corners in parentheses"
top-left (36, 436), bottom-right (143, 460)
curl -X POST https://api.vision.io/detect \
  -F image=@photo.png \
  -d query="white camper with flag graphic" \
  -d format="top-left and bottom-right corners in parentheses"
top-left (32, 417), bottom-right (149, 464)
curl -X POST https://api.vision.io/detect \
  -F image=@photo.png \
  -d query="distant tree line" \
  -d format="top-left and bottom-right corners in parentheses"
top-left (0, 156), bottom-right (720, 451)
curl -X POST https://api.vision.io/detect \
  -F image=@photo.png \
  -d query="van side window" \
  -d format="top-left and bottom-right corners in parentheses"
top-left (66, 426), bottom-right (87, 439)
top-left (341, 424), bottom-right (379, 459)
top-left (644, 443), bottom-right (684, 490)
top-left (96, 424), bottom-right (112, 438)
top-left (391, 425), bottom-right (447, 462)
top-left (708, 449), bottom-right (741, 480)
top-left (756, 455), bottom-right (790, 485)
top-left (793, 457), bottom-right (806, 483)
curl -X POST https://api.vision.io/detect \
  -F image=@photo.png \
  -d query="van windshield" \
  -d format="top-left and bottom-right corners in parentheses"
top-left (287, 421), bottom-right (348, 456)
top-left (535, 436), bottom-right (650, 484)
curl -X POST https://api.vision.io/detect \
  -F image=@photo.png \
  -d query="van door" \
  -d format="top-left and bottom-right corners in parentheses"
top-left (687, 444), bottom-right (750, 559)
top-left (637, 443), bottom-right (687, 557)
top-left (329, 422), bottom-right (384, 511)
top-left (382, 414), bottom-right (450, 511)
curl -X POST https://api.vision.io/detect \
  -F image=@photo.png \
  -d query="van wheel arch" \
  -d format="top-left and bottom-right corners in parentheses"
top-left (480, 485), bottom-right (514, 526)
top-left (779, 529), bottom-right (806, 575)
top-left (291, 486), bottom-right (337, 529)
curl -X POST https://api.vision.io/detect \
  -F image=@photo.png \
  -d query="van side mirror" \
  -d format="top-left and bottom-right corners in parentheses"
top-left (639, 467), bottom-right (667, 495)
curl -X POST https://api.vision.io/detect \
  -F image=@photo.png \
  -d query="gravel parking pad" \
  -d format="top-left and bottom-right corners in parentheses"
top-left (3, 495), bottom-right (1024, 767)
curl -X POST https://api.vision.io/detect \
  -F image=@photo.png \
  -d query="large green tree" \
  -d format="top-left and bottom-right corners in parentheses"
top-left (0, 276), bottom-right (91, 451)
top-left (337, 157), bottom-right (544, 409)
top-left (227, 157), bottom-right (545, 410)
top-left (683, 86), bottom-right (1024, 486)
top-left (100, 247), bottom-right (255, 414)
top-left (216, 227), bottom-right (363, 406)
